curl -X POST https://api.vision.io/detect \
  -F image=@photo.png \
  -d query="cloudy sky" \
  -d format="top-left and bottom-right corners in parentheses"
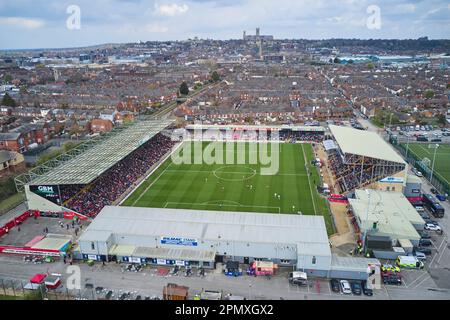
top-left (0, 0), bottom-right (449, 49)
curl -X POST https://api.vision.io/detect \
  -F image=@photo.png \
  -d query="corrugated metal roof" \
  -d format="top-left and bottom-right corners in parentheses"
top-left (29, 119), bottom-right (174, 185)
top-left (79, 206), bottom-right (329, 247)
top-left (329, 125), bottom-right (405, 164)
top-left (349, 189), bottom-right (424, 241)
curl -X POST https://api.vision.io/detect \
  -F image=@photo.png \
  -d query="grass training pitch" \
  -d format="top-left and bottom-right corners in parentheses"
top-left (123, 142), bottom-right (332, 234)
top-left (403, 143), bottom-right (450, 184)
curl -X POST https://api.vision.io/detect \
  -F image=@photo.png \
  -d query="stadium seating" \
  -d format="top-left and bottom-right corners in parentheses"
top-left (60, 133), bottom-right (176, 217)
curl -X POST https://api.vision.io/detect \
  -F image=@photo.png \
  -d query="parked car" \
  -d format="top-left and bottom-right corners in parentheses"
top-left (416, 247), bottom-right (432, 255)
top-left (419, 212), bottom-right (431, 220)
top-left (419, 239), bottom-right (432, 247)
top-left (425, 223), bottom-right (442, 232)
top-left (430, 188), bottom-right (438, 194)
top-left (350, 281), bottom-right (362, 295)
top-left (382, 274), bottom-right (402, 285)
top-left (340, 280), bottom-right (352, 294)
top-left (413, 252), bottom-right (427, 261)
top-left (362, 281), bottom-right (373, 296)
top-left (330, 279), bottom-right (340, 293)
top-left (419, 231), bottom-right (431, 239)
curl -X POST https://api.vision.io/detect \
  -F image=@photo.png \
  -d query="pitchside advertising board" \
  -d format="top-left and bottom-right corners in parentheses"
top-left (160, 237), bottom-right (198, 247)
top-left (30, 185), bottom-right (61, 205)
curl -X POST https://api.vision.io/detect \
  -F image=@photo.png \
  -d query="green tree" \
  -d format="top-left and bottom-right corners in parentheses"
top-left (436, 114), bottom-right (447, 126)
top-left (211, 71), bottom-right (221, 82)
top-left (3, 74), bottom-right (13, 83)
top-left (424, 90), bottom-right (435, 99)
top-left (179, 82), bottom-right (189, 96)
top-left (1, 93), bottom-right (17, 107)
top-left (367, 62), bottom-right (375, 70)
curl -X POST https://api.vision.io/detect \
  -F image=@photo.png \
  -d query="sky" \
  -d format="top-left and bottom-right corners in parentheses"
top-left (0, 0), bottom-right (449, 49)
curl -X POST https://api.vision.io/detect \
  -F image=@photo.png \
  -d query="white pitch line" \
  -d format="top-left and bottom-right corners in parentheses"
top-left (131, 161), bottom-right (173, 206)
top-left (301, 144), bottom-right (317, 216)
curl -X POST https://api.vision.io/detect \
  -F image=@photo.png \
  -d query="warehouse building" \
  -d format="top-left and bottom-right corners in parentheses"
top-left (349, 189), bottom-right (425, 259)
top-left (77, 206), bottom-right (332, 270)
top-left (76, 206), bottom-right (380, 280)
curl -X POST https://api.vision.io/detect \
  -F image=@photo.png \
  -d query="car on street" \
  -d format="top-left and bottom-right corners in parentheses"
top-left (340, 280), bottom-right (352, 294)
top-left (330, 279), bottom-right (340, 293)
top-left (361, 281), bottom-right (373, 296)
top-left (350, 282), bottom-right (362, 295)
top-left (430, 188), bottom-right (438, 194)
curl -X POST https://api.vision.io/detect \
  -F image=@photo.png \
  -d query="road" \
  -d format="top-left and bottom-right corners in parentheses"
top-left (0, 254), bottom-right (449, 300)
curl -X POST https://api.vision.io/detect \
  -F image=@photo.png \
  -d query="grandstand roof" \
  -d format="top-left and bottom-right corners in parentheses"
top-left (329, 125), bottom-right (405, 164)
top-left (28, 119), bottom-right (174, 186)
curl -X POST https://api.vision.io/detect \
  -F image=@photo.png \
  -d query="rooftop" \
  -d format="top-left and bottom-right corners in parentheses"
top-left (28, 118), bottom-right (173, 185)
top-left (349, 189), bottom-right (424, 241)
top-left (79, 206), bottom-right (330, 251)
top-left (329, 125), bottom-right (405, 164)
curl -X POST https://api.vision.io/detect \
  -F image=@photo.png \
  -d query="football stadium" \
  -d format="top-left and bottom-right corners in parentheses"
top-left (10, 121), bottom-right (409, 277)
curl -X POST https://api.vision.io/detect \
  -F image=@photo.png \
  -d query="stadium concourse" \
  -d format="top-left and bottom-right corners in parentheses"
top-left (325, 125), bottom-right (407, 194)
top-left (21, 119), bottom-right (177, 218)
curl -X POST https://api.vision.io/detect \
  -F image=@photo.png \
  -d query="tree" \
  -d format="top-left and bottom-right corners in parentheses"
top-left (211, 71), bottom-right (221, 83)
top-left (367, 62), bottom-right (375, 70)
top-left (436, 114), bottom-right (447, 126)
top-left (3, 74), bottom-right (12, 83)
top-left (1, 93), bottom-right (17, 107)
top-left (424, 90), bottom-right (435, 99)
top-left (179, 82), bottom-right (189, 96)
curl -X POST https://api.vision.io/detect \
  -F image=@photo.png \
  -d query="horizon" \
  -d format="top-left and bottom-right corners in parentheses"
top-left (0, 0), bottom-right (449, 50)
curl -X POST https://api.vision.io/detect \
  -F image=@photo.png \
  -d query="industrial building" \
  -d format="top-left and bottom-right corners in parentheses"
top-left (76, 206), bottom-right (380, 280)
top-left (77, 206), bottom-right (331, 269)
top-left (348, 189), bottom-right (425, 258)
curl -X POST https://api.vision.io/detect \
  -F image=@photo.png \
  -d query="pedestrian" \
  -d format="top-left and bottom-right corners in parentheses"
top-left (18, 226), bottom-right (20, 232)
top-left (75, 228), bottom-right (78, 236)
top-left (102, 261), bottom-right (106, 267)
top-left (5, 228), bottom-right (8, 234)
top-left (80, 225), bottom-right (83, 230)
top-left (63, 257), bottom-right (66, 264)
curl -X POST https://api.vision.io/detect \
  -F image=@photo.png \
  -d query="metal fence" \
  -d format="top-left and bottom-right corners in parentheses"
top-left (393, 142), bottom-right (450, 195)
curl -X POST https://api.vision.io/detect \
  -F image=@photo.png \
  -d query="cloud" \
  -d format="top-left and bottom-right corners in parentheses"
top-left (154, 3), bottom-right (189, 16)
top-left (0, 16), bottom-right (45, 28)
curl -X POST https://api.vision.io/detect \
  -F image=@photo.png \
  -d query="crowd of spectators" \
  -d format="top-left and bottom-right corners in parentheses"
top-left (61, 133), bottom-right (176, 217)
top-left (327, 150), bottom-right (404, 192)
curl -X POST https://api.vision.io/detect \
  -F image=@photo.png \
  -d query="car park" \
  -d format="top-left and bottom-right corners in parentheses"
top-left (362, 281), bottom-right (373, 296)
top-left (330, 279), bottom-right (340, 293)
top-left (340, 280), bottom-right (352, 294)
top-left (350, 282), bottom-right (362, 295)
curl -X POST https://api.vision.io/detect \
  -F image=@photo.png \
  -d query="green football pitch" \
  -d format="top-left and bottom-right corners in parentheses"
top-left (122, 142), bottom-right (332, 234)
top-left (402, 143), bottom-right (450, 184)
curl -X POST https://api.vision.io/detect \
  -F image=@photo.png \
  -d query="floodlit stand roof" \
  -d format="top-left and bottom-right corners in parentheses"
top-left (329, 125), bottom-right (405, 164)
top-left (28, 119), bottom-right (173, 186)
